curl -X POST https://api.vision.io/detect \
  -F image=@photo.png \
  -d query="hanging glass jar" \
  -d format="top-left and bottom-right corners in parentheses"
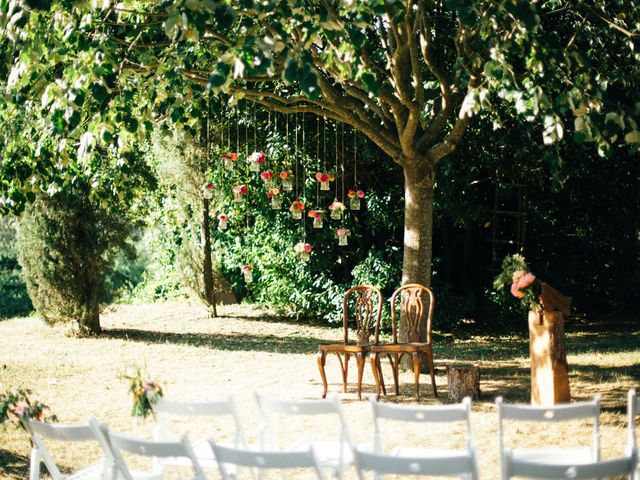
top-left (222, 152), bottom-right (238, 170)
top-left (217, 214), bottom-right (228, 230)
top-left (241, 265), bottom-right (253, 283)
top-left (232, 185), bottom-right (247, 202)
top-left (336, 228), bottom-right (350, 246)
top-left (294, 242), bottom-right (312, 262)
top-left (348, 189), bottom-right (365, 210)
top-left (201, 182), bottom-right (214, 199)
top-left (260, 170), bottom-right (274, 189)
top-left (329, 200), bottom-right (346, 220)
top-left (269, 188), bottom-right (282, 209)
top-left (280, 170), bottom-right (294, 191)
top-left (290, 200), bottom-right (304, 219)
top-left (309, 210), bottom-right (323, 229)
top-left (316, 172), bottom-right (333, 191)
top-left (249, 151), bottom-right (266, 172)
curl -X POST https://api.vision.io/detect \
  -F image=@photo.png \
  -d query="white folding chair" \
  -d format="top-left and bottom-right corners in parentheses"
top-left (369, 396), bottom-right (476, 469)
top-left (254, 392), bottom-right (353, 478)
top-left (353, 447), bottom-right (479, 479)
top-left (22, 417), bottom-right (114, 480)
top-left (150, 395), bottom-right (248, 472)
top-left (503, 447), bottom-right (637, 479)
top-left (497, 395), bottom-right (601, 480)
top-left (208, 440), bottom-right (327, 480)
top-left (91, 419), bottom-right (206, 480)
top-left (628, 388), bottom-right (640, 479)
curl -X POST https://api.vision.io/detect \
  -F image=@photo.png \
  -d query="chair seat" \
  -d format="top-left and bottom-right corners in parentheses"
top-left (318, 343), bottom-right (371, 353)
top-left (288, 439), bottom-right (354, 472)
top-left (370, 342), bottom-right (431, 353)
top-left (510, 447), bottom-right (595, 465)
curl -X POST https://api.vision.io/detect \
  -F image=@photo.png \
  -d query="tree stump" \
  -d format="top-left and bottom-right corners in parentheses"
top-left (446, 364), bottom-right (480, 402)
top-left (529, 310), bottom-right (571, 405)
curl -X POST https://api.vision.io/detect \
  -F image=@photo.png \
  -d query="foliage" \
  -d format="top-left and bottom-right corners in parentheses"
top-left (119, 366), bottom-right (163, 420)
top-left (0, 387), bottom-right (56, 431)
top-left (16, 187), bottom-right (135, 335)
top-left (493, 254), bottom-right (542, 311)
top-left (0, 218), bottom-right (32, 318)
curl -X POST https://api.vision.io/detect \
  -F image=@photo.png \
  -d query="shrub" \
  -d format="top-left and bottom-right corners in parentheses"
top-left (0, 218), bottom-right (32, 318)
top-left (17, 189), bottom-right (132, 335)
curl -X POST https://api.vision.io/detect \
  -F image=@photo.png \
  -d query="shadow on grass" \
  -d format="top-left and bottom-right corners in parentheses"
top-left (104, 327), bottom-right (326, 355)
top-left (0, 449), bottom-right (29, 480)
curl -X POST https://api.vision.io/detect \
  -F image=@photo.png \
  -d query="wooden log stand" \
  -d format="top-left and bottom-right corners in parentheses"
top-left (528, 283), bottom-right (572, 405)
top-left (446, 364), bottom-right (480, 402)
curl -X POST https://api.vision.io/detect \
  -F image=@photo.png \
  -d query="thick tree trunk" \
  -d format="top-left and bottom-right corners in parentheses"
top-left (202, 198), bottom-right (217, 316)
top-left (399, 161), bottom-right (435, 345)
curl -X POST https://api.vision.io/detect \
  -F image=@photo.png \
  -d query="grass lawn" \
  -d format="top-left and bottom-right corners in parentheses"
top-left (0, 301), bottom-right (638, 479)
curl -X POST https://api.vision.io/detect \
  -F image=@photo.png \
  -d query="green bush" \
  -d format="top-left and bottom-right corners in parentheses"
top-left (0, 218), bottom-right (32, 318)
top-left (17, 190), bottom-right (133, 334)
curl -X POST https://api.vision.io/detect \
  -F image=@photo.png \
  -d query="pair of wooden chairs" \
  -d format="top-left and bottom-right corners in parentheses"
top-left (317, 283), bottom-right (437, 401)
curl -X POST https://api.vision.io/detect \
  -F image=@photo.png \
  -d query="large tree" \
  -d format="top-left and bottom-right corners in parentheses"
top-left (1, 0), bottom-right (638, 329)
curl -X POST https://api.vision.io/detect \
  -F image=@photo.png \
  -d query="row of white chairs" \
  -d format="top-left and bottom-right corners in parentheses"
top-left (23, 389), bottom-right (640, 479)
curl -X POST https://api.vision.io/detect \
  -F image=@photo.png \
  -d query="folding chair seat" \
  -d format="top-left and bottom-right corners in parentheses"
top-left (369, 396), bottom-right (477, 478)
top-left (254, 392), bottom-right (353, 479)
top-left (353, 447), bottom-right (478, 479)
top-left (90, 419), bottom-right (206, 480)
top-left (208, 441), bottom-right (327, 480)
top-left (150, 395), bottom-right (247, 472)
top-left (503, 447), bottom-right (637, 479)
top-left (497, 396), bottom-right (601, 480)
top-left (22, 417), bottom-right (116, 480)
top-left (628, 388), bottom-right (640, 479)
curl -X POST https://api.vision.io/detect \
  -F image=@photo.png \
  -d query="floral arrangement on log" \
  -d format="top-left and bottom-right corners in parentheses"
top-left (120, 366), bottom-right (163, 420)
top-left (493, 254), bottom-right (542, 311)
top-left (0, 387), bottom-right (57, 431)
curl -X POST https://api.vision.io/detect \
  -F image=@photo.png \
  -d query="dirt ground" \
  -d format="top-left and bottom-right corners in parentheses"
top-left (0, 301), bottom-right (638, 479)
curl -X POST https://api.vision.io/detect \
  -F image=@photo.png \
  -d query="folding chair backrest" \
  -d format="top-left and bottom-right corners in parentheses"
top-left (354, 447), bottom-right (478, 479)
top-left (208, 441), bottom-right (327, 480)
top-left (629, 388), bottom-right (639, 450)
top-left (255, 393), bottom-right (352, 448)
top-left (504, 447), bottom-right (637, 479)
top-left (23, 418), bottom-right (106, 480)
top-left (95, 421), bottom-right (206, 480)
top-left (151, 395), bottom-right (247, 447)
top-left (497, 395), bottom-right (601, 462)
top-left (370, 396), bottom-right (473, 453)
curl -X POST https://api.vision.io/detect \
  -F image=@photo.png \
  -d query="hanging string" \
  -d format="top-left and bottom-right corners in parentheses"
top-left (341, 122), bottom-right (345, 201)
top-left (244, 100), bottom-right (249, 161)
top-left (285, 113), bottom-right (290, 167)
top-left (316, 116), bottom-right (320, 207)
top-left (323, 116), bottom-right (327, 172)
top-left (302, 112), bottom-right (307, 242)
top-left (235, 104), bottom-right (239, 155)
top-left (353, 126), bottom-right (357, 188)
top-left (335, 121), bottom-right (339, 199)
top-left (219, 97), bottom-right (224, 152)
top-left (295, 112), bottom-right (299, 198)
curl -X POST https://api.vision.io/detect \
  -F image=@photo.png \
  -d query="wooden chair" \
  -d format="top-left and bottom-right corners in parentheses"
top-left (369, 283), bottom-right (437, 400)
top-left (628, 388), bottom-right (640, 479)
top-left (503, 447), bottom-right (637, 479)
top-left (150, 395), bottom-right (248, 472)
top-left (22, 418), bottom-right (114, 480)
top-left (91, 418), bottom-right (206, 480)
top-left (369, 396), bottom-right (477, 478)
top-left (254, 392), bottom-right (353, 479)
top-left (317, 285), bottom-right (383, 400)
top-left (208, 441), bottom-right (327, 480)
top-left (496, 395), bottom-right (601, 480)
top-left (353, 447), bottom-right (478, 479)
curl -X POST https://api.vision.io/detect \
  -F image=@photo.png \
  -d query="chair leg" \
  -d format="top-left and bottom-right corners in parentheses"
top-left (356, 352), bottom-right (365, 400)
top-left (370, 352), bottom-right (382, 400)
top-left (341, 353), bottom-right (350, 393)
top-left (412, 352), bottom-right (421, 400)
top-left (378, 357), bottom-right (386, 396)
top-left (29, 448), bottom-right (40, 480)
top-left (425, 351), bottom-right (437, 397)
top-left (391, 353), bottom-right (400, 396)
top-left (317, 350), bottom-right (328, 398)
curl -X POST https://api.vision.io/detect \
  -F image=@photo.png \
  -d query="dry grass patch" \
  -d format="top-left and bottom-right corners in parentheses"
top-left (0, 302), bottom-right (638, 479)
